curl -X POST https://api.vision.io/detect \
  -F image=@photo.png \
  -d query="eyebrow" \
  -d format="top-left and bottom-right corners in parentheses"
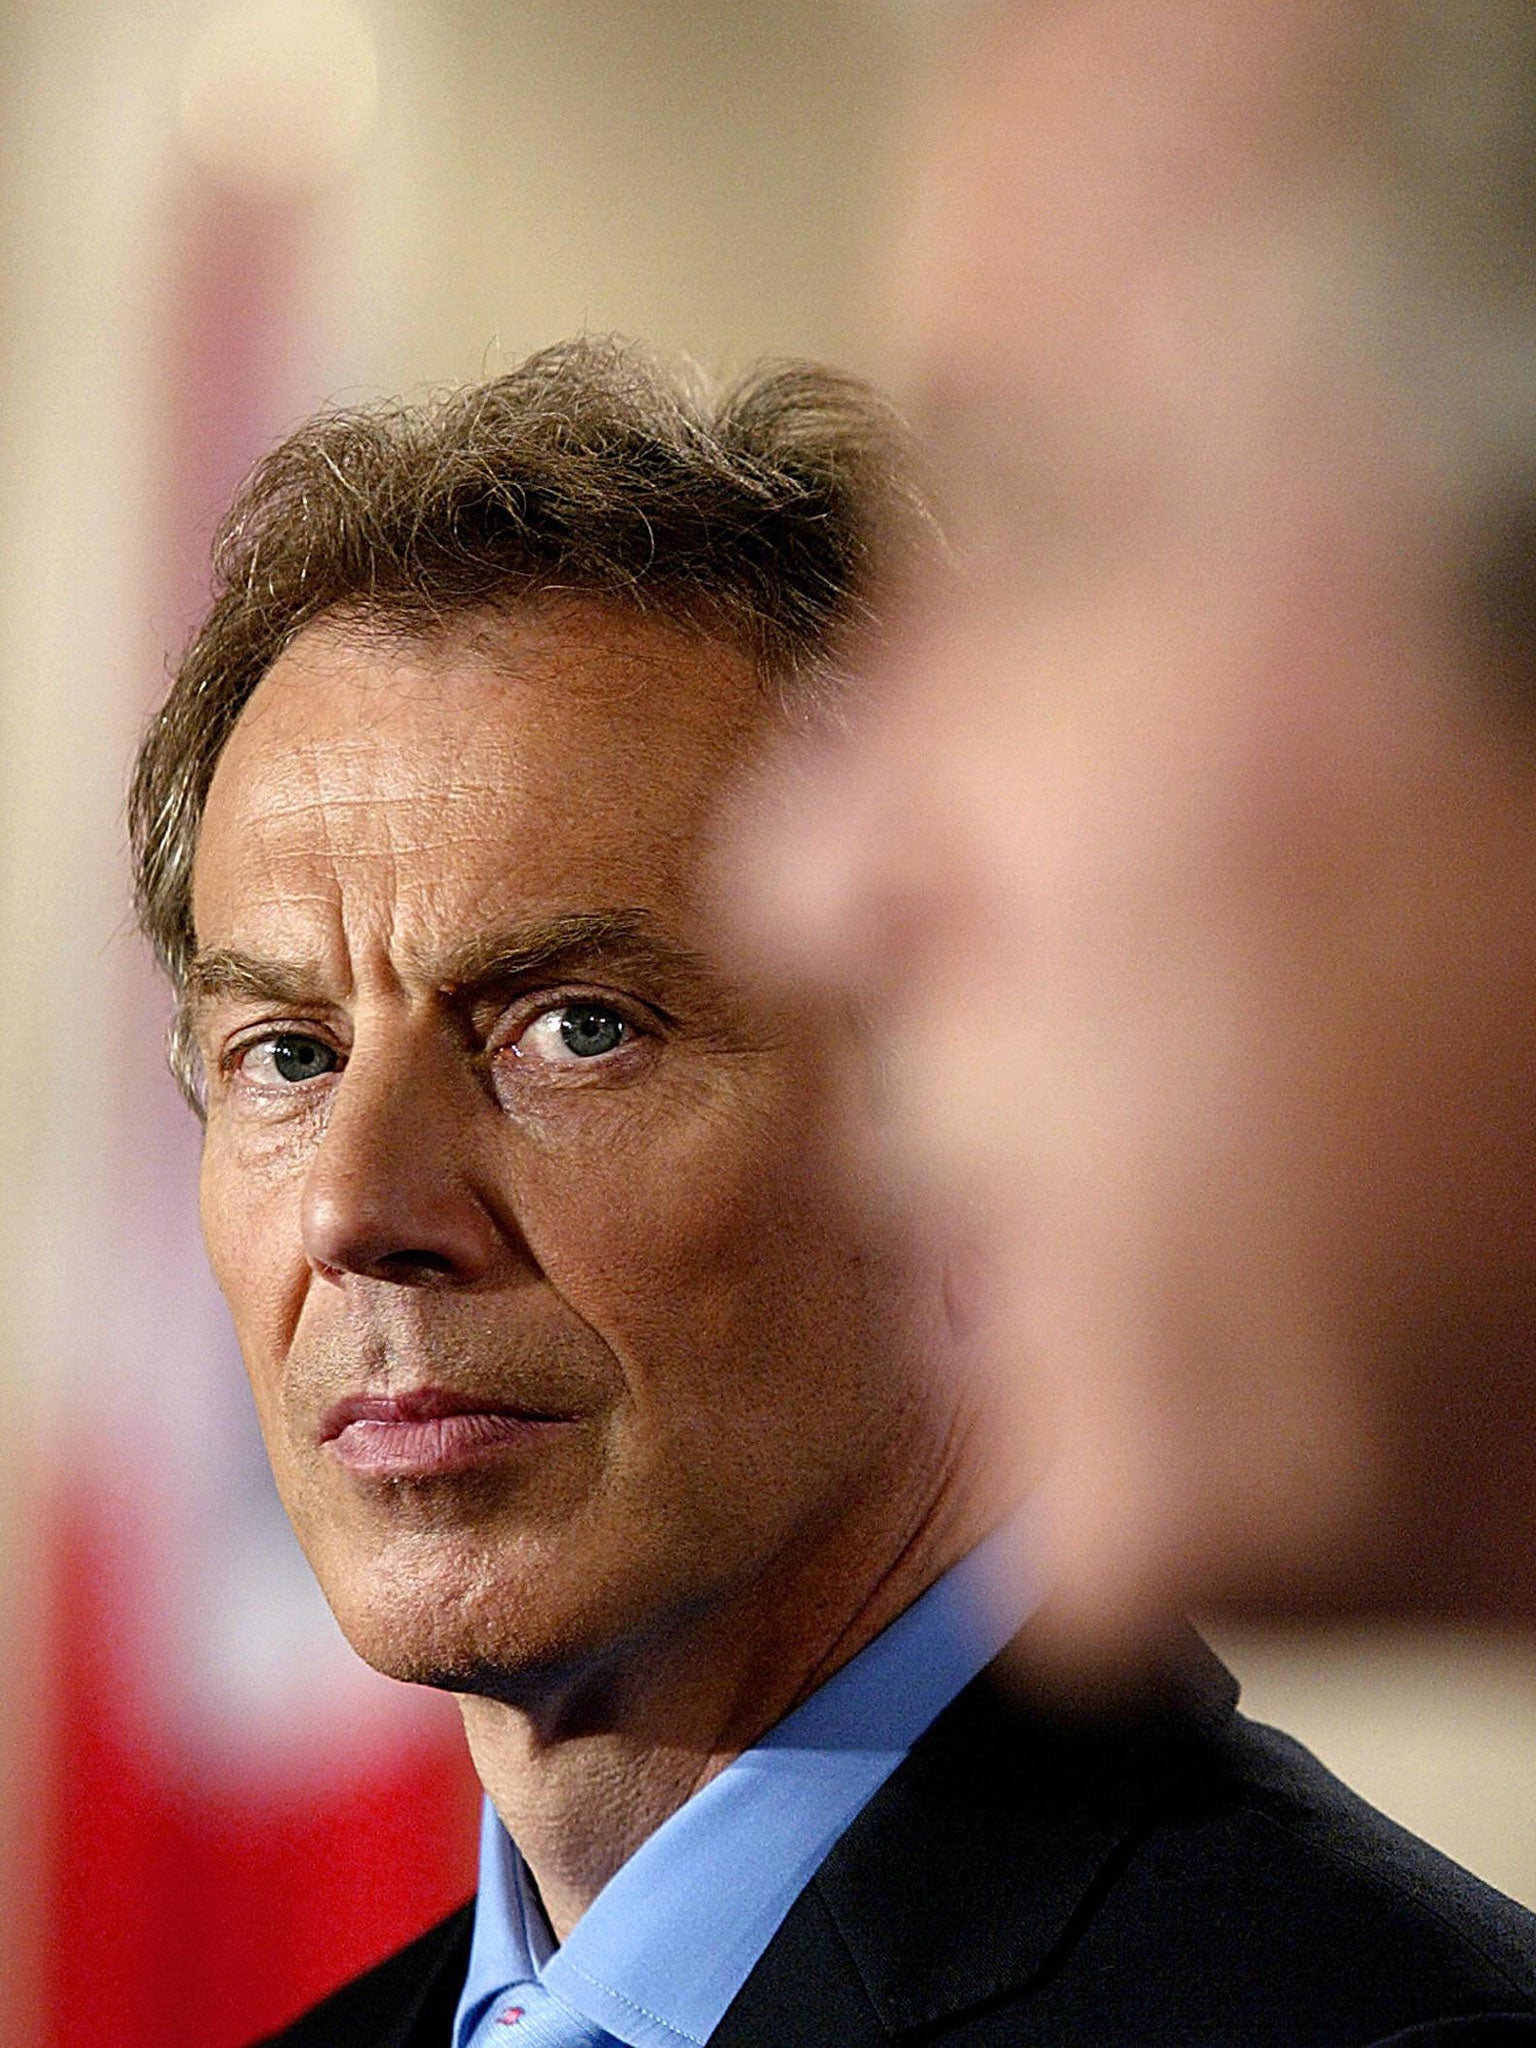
top-left (183, 910), bottom-right (719, 1020)
top-left (184, 950), bottom-right (325, 1010)
top-left (425, 910), bottom-right (715, 1001)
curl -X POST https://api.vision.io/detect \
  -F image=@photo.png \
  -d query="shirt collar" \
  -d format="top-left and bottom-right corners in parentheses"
top-left (455, 1510), bottom-right (1038, 2048)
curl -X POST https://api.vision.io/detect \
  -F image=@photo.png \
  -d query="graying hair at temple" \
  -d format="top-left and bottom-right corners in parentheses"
top-left (128, 336), bottom-right (929, 1104)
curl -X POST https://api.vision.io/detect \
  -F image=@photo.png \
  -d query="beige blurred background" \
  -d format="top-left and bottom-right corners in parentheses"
top-left (1, 1), bottom-right (1533, 2033)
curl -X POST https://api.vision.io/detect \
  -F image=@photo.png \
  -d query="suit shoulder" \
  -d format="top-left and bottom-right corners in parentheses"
top-left (252, 1901), bottom-right (474, 2048)
top-left (933, 1662), bottom-right (1536, 1993)
top-left (1368, 2024), bottom-right (1536, 2045)
top-left (793, 1662), bottom-right (1536, 2045)
top-left (1031, 1701), bottom-right (1536, 2023)
top-left (1209, 1712), bottom-right (1536, 1997)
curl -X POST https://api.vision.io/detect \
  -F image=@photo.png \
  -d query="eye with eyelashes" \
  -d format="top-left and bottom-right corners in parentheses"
top-left (489, 993), bottom-right (659, 1091)
top-left (507, 1001), bottom-right (634, 1065)
top-left (228, 1030), bottom-right (343, 1089)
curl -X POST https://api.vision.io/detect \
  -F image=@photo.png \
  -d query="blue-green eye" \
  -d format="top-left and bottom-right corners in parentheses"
top-left (512, 1003), bottom-right (634, 1068)
top-left (261, 1034), bottom-right (340, 1084)
top-left (558, 1005), bottom-right (627, 1058)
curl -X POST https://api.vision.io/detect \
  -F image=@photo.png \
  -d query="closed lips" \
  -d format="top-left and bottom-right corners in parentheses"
top-left (320, 1389), bottom-right (580, 1476)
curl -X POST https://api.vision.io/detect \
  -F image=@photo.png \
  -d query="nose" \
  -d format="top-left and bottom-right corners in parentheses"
top-left (724, 606), bottom-right (992, 1008)
top-left (299, 1034), bottom-right (517, 1287)
top-left (724, 728), bottom-right (904, 993)
top-left (757, 717), bottom-right (977, 998)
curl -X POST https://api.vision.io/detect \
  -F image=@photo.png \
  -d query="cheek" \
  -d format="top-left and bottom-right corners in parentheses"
top-left (198, 1130), bottom-right (307, 1400)
top-left (510, 1087), bottom-right (854, 1384)
top-left (515, 1118), bottom-right (769, 1307)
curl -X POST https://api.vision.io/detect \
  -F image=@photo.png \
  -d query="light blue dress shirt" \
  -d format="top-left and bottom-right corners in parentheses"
top-left (453, 1514), bottom-right (1038, 2048)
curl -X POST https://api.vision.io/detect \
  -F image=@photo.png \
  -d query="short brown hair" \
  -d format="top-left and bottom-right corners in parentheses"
top-left (130, 336), bottom-right (926, 1026)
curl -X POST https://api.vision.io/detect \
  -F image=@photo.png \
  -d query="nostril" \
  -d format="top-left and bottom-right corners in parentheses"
top-left (370, 1248), bottom-right (459, 1283)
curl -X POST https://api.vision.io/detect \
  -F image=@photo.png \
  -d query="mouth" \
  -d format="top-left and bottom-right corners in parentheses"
top-left (319, 1387), bottom-right (581, 1480)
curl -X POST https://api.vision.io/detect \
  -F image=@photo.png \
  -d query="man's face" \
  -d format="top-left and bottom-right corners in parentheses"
top-left (190, 604), bottom-right (942, 1694)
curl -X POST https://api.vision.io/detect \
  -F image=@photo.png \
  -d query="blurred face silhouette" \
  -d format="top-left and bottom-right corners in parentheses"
top-left (741, 0), bottom-right (1536, 1639)
top-left (189, 603), bottom-right (949, 1696)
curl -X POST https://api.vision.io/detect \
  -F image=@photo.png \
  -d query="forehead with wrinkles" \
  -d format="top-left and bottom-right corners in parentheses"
top-left (191, 604), bottom-right (766, 995)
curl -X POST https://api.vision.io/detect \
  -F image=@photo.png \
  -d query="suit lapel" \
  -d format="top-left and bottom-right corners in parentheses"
top-left (704, 1877), bottom-right (893, 2048)
top-left (394, 1911), bottom-right (474, 2048)
top-left (369, 1906), bottom-right (474, 2048)
top-left (710, 1631), bottom-right (1238, 2046)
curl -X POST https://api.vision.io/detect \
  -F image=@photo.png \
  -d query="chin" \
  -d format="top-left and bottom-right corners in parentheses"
top-left (326, 1584), bottom-right (586, 1697)
top-left (306, 1528), bottom-right (636, 1701)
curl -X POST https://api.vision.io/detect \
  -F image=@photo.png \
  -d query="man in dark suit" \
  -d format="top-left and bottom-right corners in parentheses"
top-left (274, 1642), bottom-right (1536, 2046)
top-left (130, 341), bottom-right (1536, 2046)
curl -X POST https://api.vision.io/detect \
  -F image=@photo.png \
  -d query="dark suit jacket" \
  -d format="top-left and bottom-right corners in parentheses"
top-left (259, 1645), bottom-right (1536, 2046)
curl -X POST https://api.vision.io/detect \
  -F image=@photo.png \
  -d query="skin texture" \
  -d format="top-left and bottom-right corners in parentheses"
top-left (188, 602), bottom-right (998, 1934)
top-left (731, 0), bottom-right (1536, 1657)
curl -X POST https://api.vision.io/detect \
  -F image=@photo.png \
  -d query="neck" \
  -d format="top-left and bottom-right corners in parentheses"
top-left (457, 1444), bottom-right (1002, 1941)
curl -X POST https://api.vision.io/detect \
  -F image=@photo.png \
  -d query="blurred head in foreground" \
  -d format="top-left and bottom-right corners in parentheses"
top-left (735, 0), bottom-right (1536, 1652)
